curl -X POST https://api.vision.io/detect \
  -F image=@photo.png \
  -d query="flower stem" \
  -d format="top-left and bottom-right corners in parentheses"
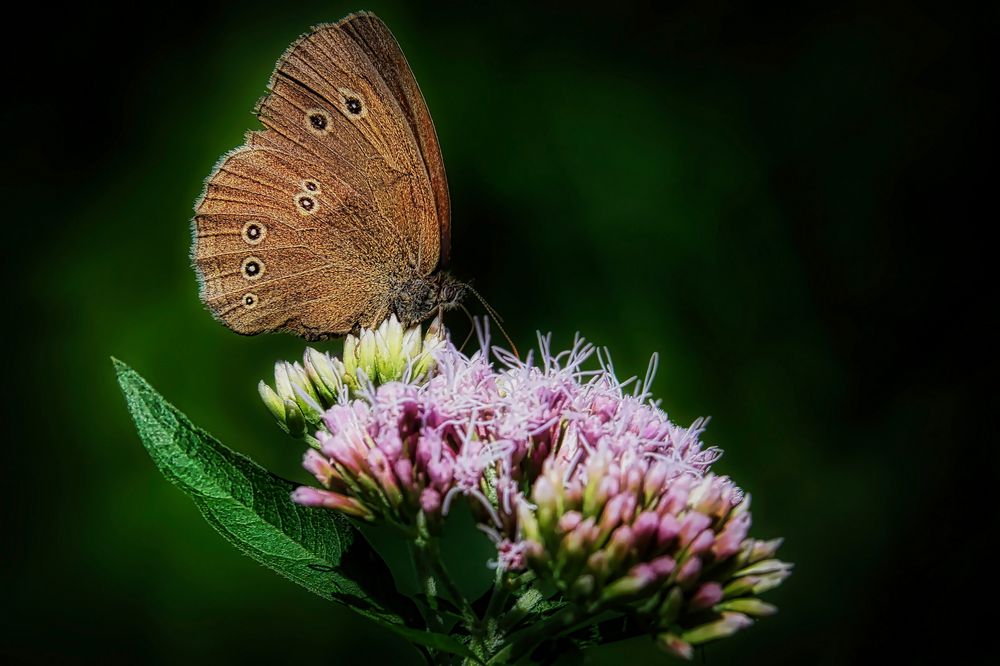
top-left (482, 569), bottom-right (511, 645)
top-left (423, 537), bottom-right (480, 632)
top-left (489, 605), bottom-right (581, 665)
top-left (410, 541), bottom-right (445, 633)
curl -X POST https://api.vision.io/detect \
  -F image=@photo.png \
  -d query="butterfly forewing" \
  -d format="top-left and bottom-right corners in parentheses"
top-left (192, 12), bottom-right (450, 338)
top-left (338, 14), bottom-right (451, 264)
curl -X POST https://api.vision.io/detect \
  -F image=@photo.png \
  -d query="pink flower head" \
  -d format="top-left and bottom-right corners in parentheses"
top-left (279, 321), bottom-right (787, 644)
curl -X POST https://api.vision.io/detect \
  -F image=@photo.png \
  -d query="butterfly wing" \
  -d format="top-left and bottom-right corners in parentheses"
top-left (192, 12), bottom-right (450, 338)
top-left (338, 12), bottom-right (451, 265)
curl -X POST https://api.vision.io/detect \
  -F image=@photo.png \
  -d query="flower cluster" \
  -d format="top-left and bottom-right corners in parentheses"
top-left (257, 316), bottom-right (445, 445)
top-left (259, 316), bottom-right (791, 657)
top-left (521, 466), bottom-right (790, 657)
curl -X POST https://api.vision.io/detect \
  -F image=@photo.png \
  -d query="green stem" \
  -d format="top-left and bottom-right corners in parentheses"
top-left (490, 605), bottom-right (581, 664)
top-left (483, 569), bottom-right (511, 641)
top-left (410, 541), bottom-right (445, 633)
top-left (412, 525), bottom-right (488, 663)
top-left (424, 538), bottom-right (480, 632)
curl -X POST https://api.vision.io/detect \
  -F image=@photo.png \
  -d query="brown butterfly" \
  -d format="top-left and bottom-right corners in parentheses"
top-left (191, 12), bottom-right (468, 340)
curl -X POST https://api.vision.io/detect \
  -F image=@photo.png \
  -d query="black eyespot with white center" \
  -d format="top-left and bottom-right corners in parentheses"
top-left (241, 256), bottom-right (264, 280)
top-left (302, 180), bottom-right (320, 193)
top-left (243, 293), bottom-right (258, 309)
top-left (304, 108), bottom-right (332, 135)
top-left (241, 220), bottom-right (266, 245)
top-left (337, 88), bottom-right (367, 119)
top-left (295, 193), bottom-right (318, 215)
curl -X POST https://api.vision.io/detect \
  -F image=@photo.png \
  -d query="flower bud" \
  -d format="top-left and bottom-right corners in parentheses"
top-left (558, 511), bottom-right (583, 534)
top-left (356, 329), bottom-right (377, 382)
top-left (680, 612), bottom-right (753, 646)
top-left (657, 513), bottom-right (681, 547)
top-left (604, 525), bottom-right (634, 573)
top-left (412, 317), bottom-right (445, 380)
top-left (601, 563), bottom-right (658, 603)
top-left (631, 511), bottom-right (659, 554)
top-left (658, 585), bottom-right (684, 625)
top-left (752, 568), bottom-right (793, 595)
top-left (688, 582), bottom-right (724, 611)
top-left (722, 575), bottom-right (759, 598)
top-left (260, 361), bottom-right (324, 437)
top-left (374, 315), bottom-right (406, 381)
top-left (286, 362), bottom-right (323, 422)
top-left (570, 574), bottom-right (595, 599)
top-left (400, 324), bottom-right (422, 360)
top-left (283, 398), bottom-right (306, 437)
top-left (642, 462), bottom-right (669, 506)
top-left (342, 335), bottom-right (359, 391)
top-left (258, 381), bottom-right (285, 422)
top-left (303, 449), bottom-right (337, 488)
top-left (534, 475), bottom-right (561, 534)
top-left (367, 447), bottom-right (403, 508)
top-left (420, 487), bottom-right (442, 515)
top-left (716, 598), bottom-right (777, 617)
top-left (675, 555), bottom-right (702, 587)
top-left (656, 632), bottom-right (693, 660)
top-left (274, 361), bottom-right (294, 401)
top-left (291, 487), bottom-right (374, 520)
top-left (713, 512), bottom-right (751, 559)
top-left (678, 512), bottom-right (711, 548)
top-left (734, 558), bottom-right (791, 578)
top-left (688, 528), bottom-right (715, 556)
top-left (303, 347), bottom-right (343, 405)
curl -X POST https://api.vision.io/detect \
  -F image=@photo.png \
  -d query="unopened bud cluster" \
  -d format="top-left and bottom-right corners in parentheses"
top-left (258, 316), bottom-right (445, 444)
top-left (521, 463), bottom-right (791, 658)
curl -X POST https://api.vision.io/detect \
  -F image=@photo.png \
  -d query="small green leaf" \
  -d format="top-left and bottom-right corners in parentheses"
top-left (114, 359), bottom-right (477, 659)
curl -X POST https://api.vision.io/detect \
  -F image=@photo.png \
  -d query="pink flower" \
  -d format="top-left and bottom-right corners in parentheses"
top-left (270, 319), bottom-right (789, 653)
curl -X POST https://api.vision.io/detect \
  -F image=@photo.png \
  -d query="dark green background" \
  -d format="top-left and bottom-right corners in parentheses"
top-left (2, 1), bottom-right (988, 663)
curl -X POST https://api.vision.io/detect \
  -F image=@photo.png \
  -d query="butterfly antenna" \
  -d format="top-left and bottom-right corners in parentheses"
top-left (456, 303), bottom-right (478, 352)
top-left (466, 284), bottom-right (505, 323)
top-left (464, 284), bottom-right (519, 359)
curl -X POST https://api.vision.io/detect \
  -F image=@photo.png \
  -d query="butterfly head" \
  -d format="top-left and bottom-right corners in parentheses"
top-left (393, 272), bottom-right (467, 326)
top-left (435, 273), bottom-right (468, 310)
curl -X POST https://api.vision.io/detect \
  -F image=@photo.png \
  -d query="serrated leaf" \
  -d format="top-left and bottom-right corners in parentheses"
top-left (114, 359), bottom-right (478, 661)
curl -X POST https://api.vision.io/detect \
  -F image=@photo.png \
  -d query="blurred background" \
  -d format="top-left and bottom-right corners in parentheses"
top-left (1, 0), bottom-right (989, 663)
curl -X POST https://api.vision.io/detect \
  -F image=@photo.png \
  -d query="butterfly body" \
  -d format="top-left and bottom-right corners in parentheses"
top-left (192, 12), bottom-right (458, 339)
top-left (391, 272), bottom-right (467, 327)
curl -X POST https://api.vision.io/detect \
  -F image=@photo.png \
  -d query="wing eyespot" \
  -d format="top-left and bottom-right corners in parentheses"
top-left (241, 256), bottom-right (265, 280)
top-left (295, 193), bottom-right (319, 215)
top-left (305, 109), bottom-right (332, 135)
top-left (243, 293), bottom-right (259, 309)
top-left (241, 220), bottom-right (267, 245)
top-left (337, 87), bottom-right (368, 119)
top-left (301, 179), bottom-right (321, 193)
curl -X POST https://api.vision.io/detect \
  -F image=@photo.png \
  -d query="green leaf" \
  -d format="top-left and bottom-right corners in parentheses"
top-left (114, 359), bottom-right (478, 661)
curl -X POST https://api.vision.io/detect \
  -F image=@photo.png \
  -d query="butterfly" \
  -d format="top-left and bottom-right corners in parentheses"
top-left (191, 12), bottom-right (468, 340)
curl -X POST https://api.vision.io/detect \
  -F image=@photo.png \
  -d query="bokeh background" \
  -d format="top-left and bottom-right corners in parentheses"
top-left (2, 1), bottom-right (989, 663)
